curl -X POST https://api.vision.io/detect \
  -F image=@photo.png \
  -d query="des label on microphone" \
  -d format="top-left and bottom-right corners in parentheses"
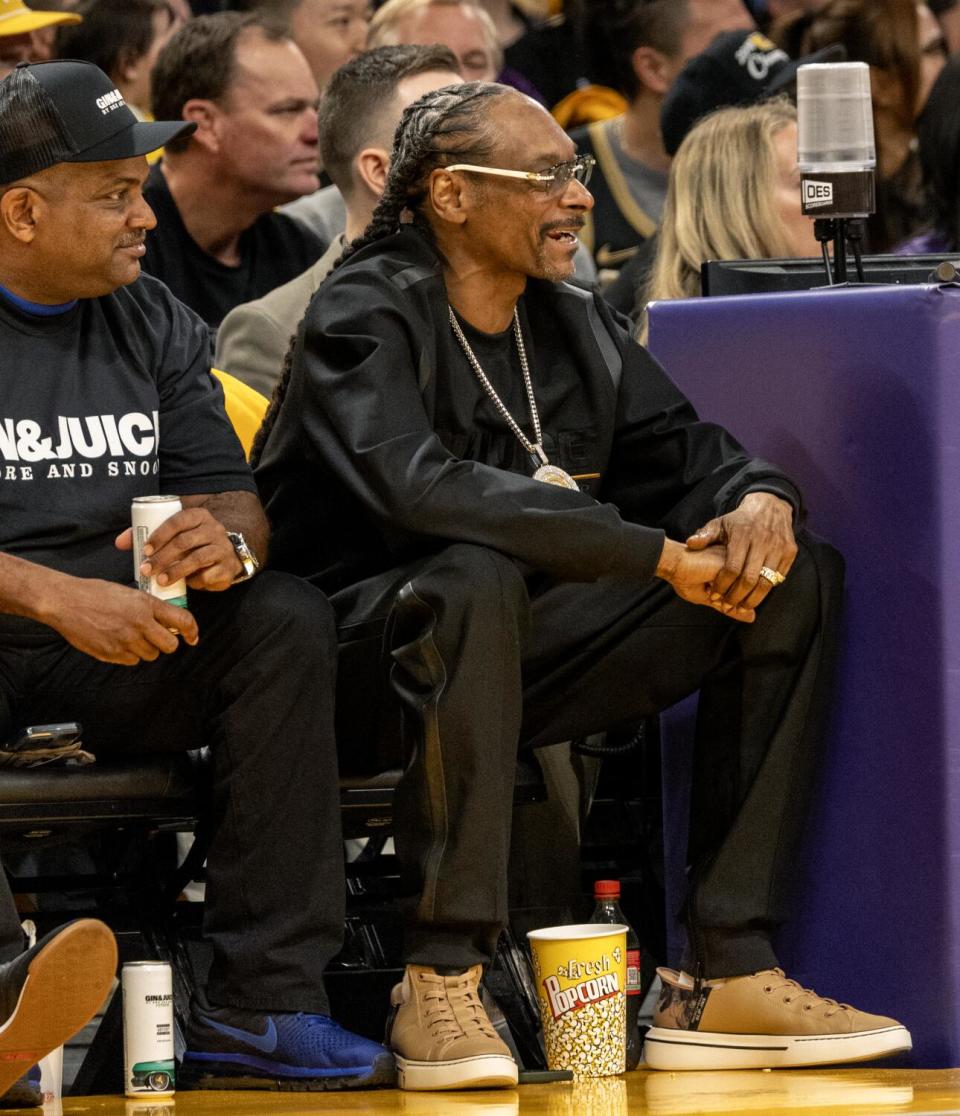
top-left (800, 170), bottom-right (874, 219)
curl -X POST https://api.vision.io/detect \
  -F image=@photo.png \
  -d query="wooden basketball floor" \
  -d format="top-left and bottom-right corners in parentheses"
top-left (41, 1068), bottom-right (960, 1115)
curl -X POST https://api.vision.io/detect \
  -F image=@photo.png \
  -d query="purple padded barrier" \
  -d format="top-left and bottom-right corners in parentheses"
top-left (648, 283), bottom-right (960, 1067)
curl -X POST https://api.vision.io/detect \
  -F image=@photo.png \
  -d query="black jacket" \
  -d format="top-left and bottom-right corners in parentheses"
top-left (255, 228), bottom-right (802, 592)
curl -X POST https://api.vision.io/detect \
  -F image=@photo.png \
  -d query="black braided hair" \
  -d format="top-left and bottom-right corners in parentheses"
top-left (251, 80), bottom-right (514, 465)
top-left (336, 80), bottom-right (513, 267)
top-left (248, 324), bottom-right (301, 469)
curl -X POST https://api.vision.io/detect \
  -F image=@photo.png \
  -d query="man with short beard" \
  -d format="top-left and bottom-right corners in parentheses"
top-left (254, 82), bottom-right (909, 1090)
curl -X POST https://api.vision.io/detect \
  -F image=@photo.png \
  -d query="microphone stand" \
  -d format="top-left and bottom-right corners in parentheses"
top-left (814, 217), bottom-right (868, 285)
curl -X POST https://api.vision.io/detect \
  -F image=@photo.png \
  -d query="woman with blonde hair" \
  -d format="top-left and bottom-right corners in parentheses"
top-left (638, 98), bottom-right (819, 339)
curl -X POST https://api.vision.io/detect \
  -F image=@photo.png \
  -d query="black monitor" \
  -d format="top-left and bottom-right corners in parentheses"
top-left (701, 254), bottom-right (959, 297)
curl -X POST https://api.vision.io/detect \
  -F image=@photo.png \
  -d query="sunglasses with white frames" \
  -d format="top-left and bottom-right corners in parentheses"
top-left (443, 154), bottom-right (595, 193)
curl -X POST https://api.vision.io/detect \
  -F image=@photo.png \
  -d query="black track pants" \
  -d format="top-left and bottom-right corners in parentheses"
top-left (0, 572), bottom-right (343, 1012)
top-left (333, 535), bottom-right (844, 978)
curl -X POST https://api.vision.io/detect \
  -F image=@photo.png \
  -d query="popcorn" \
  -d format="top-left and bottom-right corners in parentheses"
top-left (543, 994), bottom-right (626, 1078)
top-left (527, 923), bottom-right (628, 1079)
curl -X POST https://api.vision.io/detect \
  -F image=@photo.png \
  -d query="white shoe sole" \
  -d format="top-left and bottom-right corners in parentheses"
top-left (395, 1053), bottom-right (519, 1091)
top-left (643, 1024), bottom-right (912, 1071)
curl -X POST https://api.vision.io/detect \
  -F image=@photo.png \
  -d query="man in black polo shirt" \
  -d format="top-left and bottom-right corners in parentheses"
top-left (0, 59), bottom-right (392, 1097)
top-left (143, 12), bottom-right (324, 333)
top-left (255, 81), bottom-right (910, 1089)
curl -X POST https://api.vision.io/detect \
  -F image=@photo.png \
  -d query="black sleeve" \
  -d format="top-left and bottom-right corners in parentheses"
top-left (297, 269), bottom-right (667, 584)
top-left (600, 303), bottom-right (804, 539)
top-left (150, 286), bottom-right (257, 496)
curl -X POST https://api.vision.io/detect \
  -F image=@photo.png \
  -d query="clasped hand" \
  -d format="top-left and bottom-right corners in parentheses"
top-left (658, 492), bottom-right (797, 624)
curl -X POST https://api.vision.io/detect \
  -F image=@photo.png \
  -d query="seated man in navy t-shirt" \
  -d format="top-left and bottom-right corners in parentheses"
top-left (0, 60), bottom-right (392, 1100)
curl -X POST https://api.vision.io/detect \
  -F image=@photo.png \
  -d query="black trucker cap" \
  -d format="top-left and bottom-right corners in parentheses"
top-left (661, 30), bottom-right (845, 157)
top-left (0, 59), bottom-right (197, 186)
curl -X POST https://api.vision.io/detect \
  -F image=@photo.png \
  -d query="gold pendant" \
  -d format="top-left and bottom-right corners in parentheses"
top-left (533, 464), bottom-right (580, 490)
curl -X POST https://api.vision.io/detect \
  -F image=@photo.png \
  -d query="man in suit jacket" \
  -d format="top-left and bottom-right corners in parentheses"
top-left (214, 44), bottom-right (463, 398)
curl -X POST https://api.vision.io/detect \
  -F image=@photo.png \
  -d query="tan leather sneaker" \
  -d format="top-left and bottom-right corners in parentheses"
top-left (387, 965), bottom-right (519, 1090)
top-left (644, 967), bottom-right (912, 1070)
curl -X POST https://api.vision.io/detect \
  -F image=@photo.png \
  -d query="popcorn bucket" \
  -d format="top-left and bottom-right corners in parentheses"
top-left (527, 923), bottom-right (627, 1078)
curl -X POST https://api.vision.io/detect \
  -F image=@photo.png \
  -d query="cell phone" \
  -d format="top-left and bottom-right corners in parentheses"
top-left (4, 723), bottom-right (82, 753)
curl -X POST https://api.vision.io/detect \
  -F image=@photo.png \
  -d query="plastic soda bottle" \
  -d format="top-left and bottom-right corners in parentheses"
top-left (589, 879), bottom-right (641, 1070)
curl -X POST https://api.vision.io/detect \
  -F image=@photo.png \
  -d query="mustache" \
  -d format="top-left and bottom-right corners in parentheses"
top-left (117, 234), bottom-right (146, 249)
top-left (539, 219), bottom-right (586, 239)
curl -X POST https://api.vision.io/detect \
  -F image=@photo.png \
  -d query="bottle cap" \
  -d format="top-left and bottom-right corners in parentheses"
top-left (594, 879), bottom-right (621, 898)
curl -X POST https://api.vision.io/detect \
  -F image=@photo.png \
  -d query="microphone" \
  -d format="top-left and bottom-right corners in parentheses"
top-left (796, 61), bottom-right (876, 282)
top-left (797, 61), bottom-right (876, 219)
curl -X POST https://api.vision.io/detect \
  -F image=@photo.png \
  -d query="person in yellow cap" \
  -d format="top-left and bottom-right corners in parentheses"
top-left (0, 0), bottom-right (81, 78)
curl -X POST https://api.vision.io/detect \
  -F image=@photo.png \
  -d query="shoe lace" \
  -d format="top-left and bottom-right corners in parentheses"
top-left (761, 969), bottom-right (854, 1019)
top-left (418, 972), bottom-right (497, 1042)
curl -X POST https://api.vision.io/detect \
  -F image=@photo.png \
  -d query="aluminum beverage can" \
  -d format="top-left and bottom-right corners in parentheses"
top-left (122, 962), bottom-right (175, 1098)
top-left (131, 496), bottom-right (187, 608)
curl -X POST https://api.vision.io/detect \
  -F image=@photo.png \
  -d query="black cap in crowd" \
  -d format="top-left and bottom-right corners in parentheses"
top-left (660, 30), bottom-right (846, 157)
top-left (0, 59), bottom-right (197, 187)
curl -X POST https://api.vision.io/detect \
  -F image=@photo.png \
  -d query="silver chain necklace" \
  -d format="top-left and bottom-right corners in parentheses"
top-left (448, 306), bottom-right (578, 489)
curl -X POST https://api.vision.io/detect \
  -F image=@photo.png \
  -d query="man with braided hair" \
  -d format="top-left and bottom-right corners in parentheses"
top-left (255, 81), bottom-right (910, 1088)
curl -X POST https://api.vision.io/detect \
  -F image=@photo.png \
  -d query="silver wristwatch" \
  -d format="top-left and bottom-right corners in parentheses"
top-left (227, 531), bottom-right (260, 583)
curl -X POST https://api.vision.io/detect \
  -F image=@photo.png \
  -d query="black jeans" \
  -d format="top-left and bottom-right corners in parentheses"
top-left (332, 534), bottom-right (844, 978)
top-left (0, 571), bottom-right (343, 1013)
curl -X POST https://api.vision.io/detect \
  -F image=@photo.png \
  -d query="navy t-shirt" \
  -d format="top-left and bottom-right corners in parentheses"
top-left (0, 273), bottom-right (255, 631)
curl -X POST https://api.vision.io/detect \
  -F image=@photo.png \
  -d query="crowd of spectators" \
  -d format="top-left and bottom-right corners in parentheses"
top-left (8, 0), bottom-right (955, 335)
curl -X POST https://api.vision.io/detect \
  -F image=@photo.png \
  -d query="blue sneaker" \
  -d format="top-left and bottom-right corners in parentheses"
top-left (180, 992), bottom-right (396, 1091)
top-left (0, 1065), bottom-right (41, 1109)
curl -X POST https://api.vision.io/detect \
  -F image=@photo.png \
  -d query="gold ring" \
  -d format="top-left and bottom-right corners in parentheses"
top-left (759, 566), bottom-right (786, 587)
